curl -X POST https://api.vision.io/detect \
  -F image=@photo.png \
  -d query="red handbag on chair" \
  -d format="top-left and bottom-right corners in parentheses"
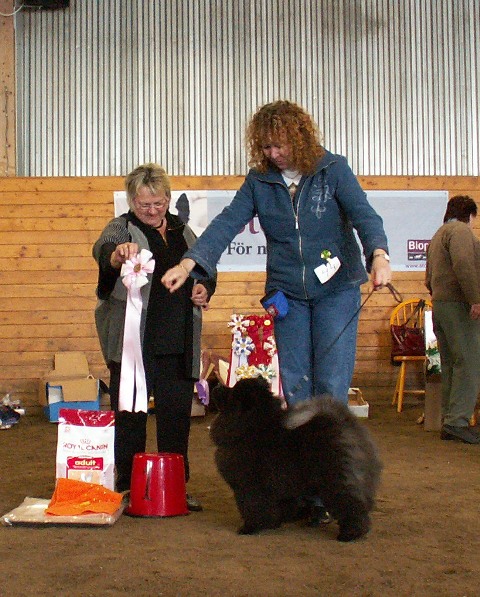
top-left (390, 299), bottom-right (426, 361)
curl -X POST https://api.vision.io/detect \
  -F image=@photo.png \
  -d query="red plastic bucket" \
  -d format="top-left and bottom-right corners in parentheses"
top-left (125, 452), bottom-right (189, 517)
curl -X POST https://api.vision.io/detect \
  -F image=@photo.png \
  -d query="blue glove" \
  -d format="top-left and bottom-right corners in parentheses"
top-left (260, 290), bottom-right (289, 320)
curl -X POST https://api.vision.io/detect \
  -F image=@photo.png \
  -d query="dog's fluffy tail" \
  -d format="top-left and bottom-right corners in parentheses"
top-left (283, 395), bottom-right (348, 429)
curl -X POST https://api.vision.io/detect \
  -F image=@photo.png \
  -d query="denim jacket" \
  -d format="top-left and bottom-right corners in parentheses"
top-left (186, 149), bottom-right (388, 300)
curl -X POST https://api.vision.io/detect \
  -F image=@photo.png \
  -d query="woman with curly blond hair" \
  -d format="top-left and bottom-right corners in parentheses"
top-left (246, 100), bottom-right (324, 175)
top-left (163, 99), bottom-right (390, 398)
top-left (163, 100), bottom-right (390, 403)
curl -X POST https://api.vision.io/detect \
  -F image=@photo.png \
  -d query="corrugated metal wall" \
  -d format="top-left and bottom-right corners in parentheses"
top-left (15, 0), bottom-right (480, 177)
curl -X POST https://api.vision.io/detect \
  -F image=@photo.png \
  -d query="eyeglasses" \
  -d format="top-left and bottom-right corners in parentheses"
top-left (134, 199), bottom-right (169, 212)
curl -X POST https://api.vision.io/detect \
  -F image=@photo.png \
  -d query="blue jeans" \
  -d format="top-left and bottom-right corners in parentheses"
top-left (274, 286), bottom-right (361, 405)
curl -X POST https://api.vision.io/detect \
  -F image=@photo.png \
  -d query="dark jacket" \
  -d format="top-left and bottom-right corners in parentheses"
top-left (92, 211), bottom-right (216, 379)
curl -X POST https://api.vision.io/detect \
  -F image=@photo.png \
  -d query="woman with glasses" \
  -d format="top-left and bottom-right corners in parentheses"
top-left (93, 163), bottom-right (216, 511)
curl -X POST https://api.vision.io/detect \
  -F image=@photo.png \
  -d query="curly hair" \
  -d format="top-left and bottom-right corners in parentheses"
top-left (245, 100), bottom-right (325, 174)
top-left (125, 163), bottom-right (171, 209)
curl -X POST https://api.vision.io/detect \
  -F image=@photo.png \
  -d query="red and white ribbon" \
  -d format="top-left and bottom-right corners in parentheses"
top-left (118, 249), bottom-right (155, 412)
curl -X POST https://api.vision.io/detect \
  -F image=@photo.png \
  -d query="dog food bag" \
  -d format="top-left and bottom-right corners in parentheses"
top-left (56, 409), bottom-right (115, 490)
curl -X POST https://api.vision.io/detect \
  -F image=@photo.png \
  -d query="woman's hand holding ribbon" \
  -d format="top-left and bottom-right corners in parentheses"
top-left (110, 242), bottom-right (139, 269)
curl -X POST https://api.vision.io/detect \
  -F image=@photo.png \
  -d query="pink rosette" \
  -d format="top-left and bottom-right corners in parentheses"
top-left (121, 250), bottom-right (156, 291)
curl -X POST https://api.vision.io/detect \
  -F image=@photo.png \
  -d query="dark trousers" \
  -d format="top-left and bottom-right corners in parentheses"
top-left (108, 355), bottom-right (194, 491)
top-left (432, 301), bottom-right (480, 427)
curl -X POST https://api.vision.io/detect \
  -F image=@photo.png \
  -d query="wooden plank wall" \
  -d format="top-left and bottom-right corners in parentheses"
top-left (0, 0), bottom-right (16, 176)
top-left (1, 175), bottom-right (478, 413)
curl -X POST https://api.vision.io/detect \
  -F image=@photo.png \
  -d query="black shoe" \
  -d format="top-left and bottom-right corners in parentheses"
top-left (441, 424), bottom-right (480, 444)
top-left (186, 494), bottom-right (203, 512)
top-left (307, 505), bottom-right (333, 527)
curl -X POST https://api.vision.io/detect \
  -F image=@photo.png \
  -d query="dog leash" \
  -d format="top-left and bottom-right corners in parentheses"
top-left (385, 282), bottom-right (402, 304)
top-left (286, 283), bottom-right (402, 400)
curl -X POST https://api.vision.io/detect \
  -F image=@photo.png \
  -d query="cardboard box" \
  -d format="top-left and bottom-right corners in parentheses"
top-left (43, 396), bottom-right (100, 423)
top-left (191, 396), bottom-right (206, 417)
top-left (348, 387), bottom-right (369, 418)
top-left (38, 352), bottom-right (99, 406)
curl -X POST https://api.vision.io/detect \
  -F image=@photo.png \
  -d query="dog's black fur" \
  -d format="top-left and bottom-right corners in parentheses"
top-left (210, 377), bottom-right (382, 541)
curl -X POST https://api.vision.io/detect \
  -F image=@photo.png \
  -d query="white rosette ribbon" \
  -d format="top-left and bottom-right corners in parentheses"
top-left (228, 334), bottom-right (254, 386)
top-left (256, 363), bottom-right (276, 381)
top-left (119, 249), bottom-right (155, 412)
top-left (233, 335), bottom-right (255, 359)
top-left (264, 335), bottom-right (277, 357)
top-left (227, 314), bottom-right (249, 335)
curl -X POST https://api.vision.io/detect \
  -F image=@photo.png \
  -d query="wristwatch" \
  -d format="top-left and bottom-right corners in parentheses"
top-left (373, 252), bottom-right (390, 262)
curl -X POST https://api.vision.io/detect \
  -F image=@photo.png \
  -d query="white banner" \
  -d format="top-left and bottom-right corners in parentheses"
top-left (114, 189), bottom-right (448, 272)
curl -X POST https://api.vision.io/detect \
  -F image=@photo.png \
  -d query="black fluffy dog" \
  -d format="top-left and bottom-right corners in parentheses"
top-left (210, 377), bottom-right (382, 541)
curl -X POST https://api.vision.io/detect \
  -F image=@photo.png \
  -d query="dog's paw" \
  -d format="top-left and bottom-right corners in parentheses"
top-left (337, 528), bottom-right (368, 542)
top-left (237, 519), bottom-right (281, 535)
top-left (337, 517), bottom-right (371, 542)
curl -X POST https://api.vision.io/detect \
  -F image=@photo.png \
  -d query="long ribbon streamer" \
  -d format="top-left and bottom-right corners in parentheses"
top-left (118, 250), bottom-right (155, 413)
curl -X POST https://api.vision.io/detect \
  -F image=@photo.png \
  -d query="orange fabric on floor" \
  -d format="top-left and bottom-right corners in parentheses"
top-left (46, 478), bottom-right (123, 516)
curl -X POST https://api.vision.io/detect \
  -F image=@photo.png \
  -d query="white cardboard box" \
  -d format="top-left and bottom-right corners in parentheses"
top-left (348, 387), bottom-right (369, 418)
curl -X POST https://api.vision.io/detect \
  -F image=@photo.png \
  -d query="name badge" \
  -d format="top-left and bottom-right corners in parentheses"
top-left (314, 256), bottom-right (341, 284)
